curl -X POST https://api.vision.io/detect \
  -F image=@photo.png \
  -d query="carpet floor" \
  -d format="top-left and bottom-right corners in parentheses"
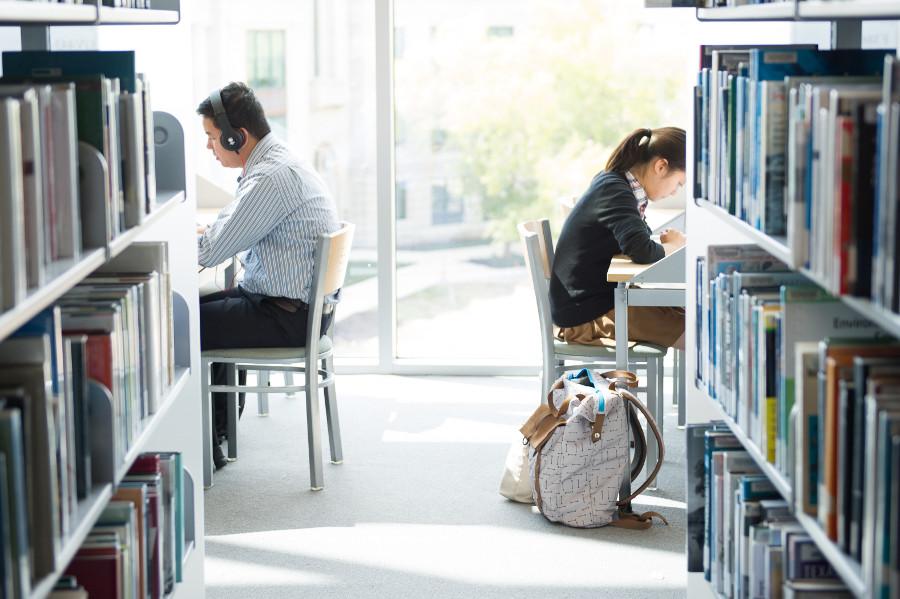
top-left (203, 374), bottom-right (688, 598)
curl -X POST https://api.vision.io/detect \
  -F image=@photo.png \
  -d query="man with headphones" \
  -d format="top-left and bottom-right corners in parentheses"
top-left (196, 82), bottom-right (339, 470)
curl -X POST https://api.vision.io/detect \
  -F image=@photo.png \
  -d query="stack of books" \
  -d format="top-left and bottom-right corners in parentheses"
top-left (0, 241), bottom-right (174, 598)
top-left (688, 424), bottom-right (852, 598)
top-left (693, 46), bottom-right (900, 304)
top-left (0, 50), bottom-right (158, 316)
top-left (695, 244), bottom-right (900, 597)
top-left (62, 452), bottom-right (187, 599)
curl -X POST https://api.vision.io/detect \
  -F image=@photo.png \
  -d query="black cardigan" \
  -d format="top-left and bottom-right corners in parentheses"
top-left (549, 170), bottom-right (665, 327)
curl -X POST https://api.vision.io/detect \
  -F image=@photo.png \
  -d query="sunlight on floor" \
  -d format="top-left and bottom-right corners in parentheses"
top-left (382, 417), bottom-right (518, 443)
top-left (206, 523), bottom-right (685, 588)
top-left (204, 557), bottom-right (337, 588)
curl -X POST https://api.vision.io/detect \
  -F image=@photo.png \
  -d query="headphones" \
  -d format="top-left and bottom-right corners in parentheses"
top-left (209, 89), bottom-right (245, 153)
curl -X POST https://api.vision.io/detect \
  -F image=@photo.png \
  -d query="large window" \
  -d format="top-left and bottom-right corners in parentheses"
top-left (393, 0), bottom-right (693, 362)
top-left (185, 0), bottom-right (698, 368)
top-left (247, 30), bottom-right (287, 129)
top-left (189, 0), bottom-right (378, 361)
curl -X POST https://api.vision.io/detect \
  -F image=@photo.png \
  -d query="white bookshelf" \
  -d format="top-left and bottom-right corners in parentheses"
top-left (696, 200), bottom-right (794, 266)
top-left (0, 1), bottom-right (204, 597)
top-left (695, 201), bottom-right (900, 342)
top-left (0, 249), bottom-right (106, 340)
top-left (699, 392), bottom-right (867, 595)
top-left (697, 0), bottom-right (900, 21)
top-left (697, 2), bottom-right (797, 21)
top-left (96, 6), bottom-right (180, 25)
top-left (687, 3), bottom-right (899, 597)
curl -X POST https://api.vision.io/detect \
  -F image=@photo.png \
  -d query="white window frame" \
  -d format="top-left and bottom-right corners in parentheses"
top-left (339, 0), bottom-right (536, 376)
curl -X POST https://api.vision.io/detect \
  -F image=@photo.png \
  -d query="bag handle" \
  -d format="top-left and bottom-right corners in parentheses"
top-left (615, 388), bottom-right (665, 506)
top-left (599, 370), bottom-right (639, 389)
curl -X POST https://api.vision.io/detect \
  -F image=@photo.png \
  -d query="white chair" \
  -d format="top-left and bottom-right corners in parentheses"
top-left (201, 222), bottom-right (354, 491)
top-left (519, 219), bottom-right (667, 484)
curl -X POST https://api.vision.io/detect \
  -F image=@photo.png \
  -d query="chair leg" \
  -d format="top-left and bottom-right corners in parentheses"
top-left (646, 357), bottom-right (658, 491)
top-left (285, 371), bottom-right (296, 397)
top-left (659, 352), bottom-right (666, 413)
top-left (322, 356), bottom-right (343, 464)
top-left (258, 370), bottom-right (270, 416)
top-left (306, 360), bottom-right (325, 491)
top-left (540, 357), bottom-right (557, 405)
top-left (677, 349), bottom-right (686, 428)
top-left (226, 364), bottom-right (238, 461)
top-left (202, 358), bottom-right (214, 489)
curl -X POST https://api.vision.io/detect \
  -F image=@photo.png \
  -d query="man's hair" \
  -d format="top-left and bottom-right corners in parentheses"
top-left (197, 82), bottom-right (271, 140)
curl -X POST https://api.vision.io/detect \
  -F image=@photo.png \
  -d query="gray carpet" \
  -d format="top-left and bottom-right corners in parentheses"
top-left (203, 375), bottom-right (688, 598)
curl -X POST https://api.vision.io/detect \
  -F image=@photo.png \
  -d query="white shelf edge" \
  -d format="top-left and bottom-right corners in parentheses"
top-left (29, 483), bottom-right (114, 599)
top-left (0, 249), bottom-right (107, 342)
top-left (798, 0), bottom-right (900, 19)
top-left (840, 296), bottom-right (900, 340)
top-left (0, 1), bottom-right (96, 23)
top-left (707, 392), bottom-right (793, 501)
top-left (115, 366), bottom-right (191, 483)
top-left (696, 200), bottom-right (795, 267)
top-left (108, 191), bottom-right (185, 259)
top-left (696, 2), bottom-right (796, 21)
top-left (793, 511), bottom-right (866, 597)
top-left (96, 7), bottom-right (179, 24)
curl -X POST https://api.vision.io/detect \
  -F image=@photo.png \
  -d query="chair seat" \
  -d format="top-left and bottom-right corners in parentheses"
top-left (202, 336), bottom-right (333, 360)
top-left (554, 338), bottom-right (667, 358)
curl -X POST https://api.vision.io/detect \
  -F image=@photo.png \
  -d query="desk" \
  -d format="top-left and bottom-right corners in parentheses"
top-left (607, 210), bottom-right (686, 504)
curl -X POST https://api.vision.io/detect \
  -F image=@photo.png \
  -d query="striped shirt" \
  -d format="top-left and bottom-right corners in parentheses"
top-left (197, 133), bottom-right (339, 303)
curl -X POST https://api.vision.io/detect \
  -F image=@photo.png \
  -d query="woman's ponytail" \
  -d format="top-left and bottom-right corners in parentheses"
top-left (605, 126), bottom-right (686, 175)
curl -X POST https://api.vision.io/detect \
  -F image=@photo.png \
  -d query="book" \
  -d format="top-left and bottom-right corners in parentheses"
top-left (0, 97), bottom-right (25, 313)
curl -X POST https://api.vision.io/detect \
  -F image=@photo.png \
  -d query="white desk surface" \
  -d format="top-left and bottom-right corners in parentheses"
top-left (607, 209), bottom-right (686, 283)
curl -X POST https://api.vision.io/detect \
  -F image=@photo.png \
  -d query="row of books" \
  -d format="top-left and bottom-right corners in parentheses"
top-left (687, 424), bottom-right (852, 598)
top-left (698, 1), bottom-right (792, 6)
top-left (58, 452), bottom-right (187, 599)
top-left (0, 50), bottom-right (158, 315)
top-left (0, 241), bottom-right (173, 598)
top-left (18, 1), bottom-right (158, 7)
top-left (693, 47), bottom-right (900, 302)
top-left (695, 244), bottom-right (900, 596)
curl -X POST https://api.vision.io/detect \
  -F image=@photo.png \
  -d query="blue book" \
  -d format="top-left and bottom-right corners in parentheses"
top-left (704, 430), bottom-right (743, 581)
top-left (0, 408), bottom-right (30, 599)
top-left (2, 50), bottom-right (137, 92)
top-left (749, 48), bottom-right (892, 83)
top-left (12, 307), bottom-right (63, 395)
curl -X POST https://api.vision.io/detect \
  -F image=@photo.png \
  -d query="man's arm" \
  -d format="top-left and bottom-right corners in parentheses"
top-left (197, 174), bottom-right (287, 267)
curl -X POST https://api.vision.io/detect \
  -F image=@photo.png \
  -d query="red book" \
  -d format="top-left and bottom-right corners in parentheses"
top-left (84, 333), bottom-right (114, 393)
top-left (835, 117), bottom-right (854, 296)
top-left (65, 547), bottom-right (121, 599)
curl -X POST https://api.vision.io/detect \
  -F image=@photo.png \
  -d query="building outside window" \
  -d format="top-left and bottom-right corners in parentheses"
top-left (431, 184), bottom-right (464, 225)
top-left (247, 30), bottom-right (287, 130)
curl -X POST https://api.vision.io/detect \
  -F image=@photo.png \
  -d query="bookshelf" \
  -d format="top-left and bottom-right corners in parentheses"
top-left (695, 200), bottom-right (900, 340)
top-left (0, 1), bottom-right (205, 598)
top-left (686, 2), bottom-right (900, 598)
top-left (697, 0), bottom-right (900, 21)
top-left (695, 200), bottom-right (794, 266)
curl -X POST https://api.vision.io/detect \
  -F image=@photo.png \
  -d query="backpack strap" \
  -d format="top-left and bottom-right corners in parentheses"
top-left (599, 370), bottom-right (639, 389)
top-left (615, 388), bottom-right (665, 507)
top-left (609, 508), bottom-right (669, 530)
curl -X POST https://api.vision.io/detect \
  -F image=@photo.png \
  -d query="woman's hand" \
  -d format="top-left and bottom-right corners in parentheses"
top-left (660, 228), bottom-right (686, 252)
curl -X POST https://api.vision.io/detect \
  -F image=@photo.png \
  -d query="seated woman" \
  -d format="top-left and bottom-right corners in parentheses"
top-left (550, 126), bottom-right (687, 350)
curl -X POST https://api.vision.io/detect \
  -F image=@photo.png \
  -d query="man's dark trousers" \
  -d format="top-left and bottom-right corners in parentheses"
top-left (199, 286), bottom-right (331, 453)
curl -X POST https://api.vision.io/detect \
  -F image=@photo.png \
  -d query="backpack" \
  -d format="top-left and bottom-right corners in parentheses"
top-left (520, 368), bottom-right (667, 529)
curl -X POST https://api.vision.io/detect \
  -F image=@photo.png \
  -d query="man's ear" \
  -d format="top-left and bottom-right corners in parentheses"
top-left (239, 128), bottom-right (253, 146)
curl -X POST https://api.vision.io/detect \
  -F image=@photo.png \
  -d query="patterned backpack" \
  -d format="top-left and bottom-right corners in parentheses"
top-left (520, 368), bottom-right (667, 529)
